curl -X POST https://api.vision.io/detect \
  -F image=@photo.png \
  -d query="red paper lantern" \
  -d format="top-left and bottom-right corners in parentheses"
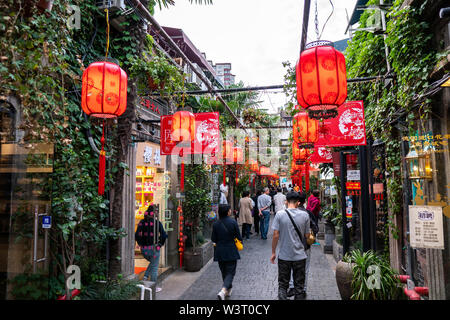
top-left (233, 147), bottom-right (244, 163)
top-left (171, 111), bottom-right (196, 192)
top-left (293, 112), bottom-right (318, 149)
top-left (296, 41), bottom-right (347, 119)
top-left (171, 111), bottom-right (196, 142)
top-left (223, 140), bottom-right (234, 163)
top-left (81, 61), bottom-right (128, 118)
top-left (292, 142), bottom-right (312, 163)
top-left (259, 166), bottom-right (271, 176)
top-left (247, 159), bottom-right (259, 172)
top-left (81, 61), bottom-right (128, 196)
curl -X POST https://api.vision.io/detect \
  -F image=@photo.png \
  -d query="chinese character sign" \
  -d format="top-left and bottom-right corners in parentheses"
top-left (409, 205), bottom-right (444, 249)
top-left (316, 101), bottom-right (367, 147)
top-left (160, 112), bottom-right (220, 155)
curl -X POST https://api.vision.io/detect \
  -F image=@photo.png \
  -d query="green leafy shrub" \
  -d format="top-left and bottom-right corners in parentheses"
top-left (343, 249), bottom-right (402, 300)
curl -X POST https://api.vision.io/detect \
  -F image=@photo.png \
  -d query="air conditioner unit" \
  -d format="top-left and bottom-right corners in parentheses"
top-left (97, 0), bottom-right (125, 11)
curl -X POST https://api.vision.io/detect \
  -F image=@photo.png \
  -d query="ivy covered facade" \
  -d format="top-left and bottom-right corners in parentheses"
top-left (346, 0), bottom-right (450, 299)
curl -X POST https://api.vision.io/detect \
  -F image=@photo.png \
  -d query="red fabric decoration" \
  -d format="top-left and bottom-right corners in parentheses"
top-left (296, 41), bottom-right (347, 118)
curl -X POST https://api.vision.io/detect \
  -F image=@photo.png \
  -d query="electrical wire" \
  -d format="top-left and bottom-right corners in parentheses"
top-left (319, 0), bottom-right (334, 40)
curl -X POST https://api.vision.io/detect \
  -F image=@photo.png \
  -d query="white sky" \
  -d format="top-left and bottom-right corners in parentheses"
top-left (155, 0), bottom-right (358, 113)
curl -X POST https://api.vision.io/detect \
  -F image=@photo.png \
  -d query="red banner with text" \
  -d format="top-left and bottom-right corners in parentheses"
top-left (160, 112), bottom-right (220, 155)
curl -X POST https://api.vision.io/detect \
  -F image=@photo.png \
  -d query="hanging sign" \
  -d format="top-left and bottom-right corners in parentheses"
top-left (160, 112), bottom-right (220, 155)
top-left (346, 182), bottom-right (361, 190)
top-left (308, 146), bottom-right (333, 163)
top-left (332, 152), bottom-right (341, 176)
top-left (315, 101), bottom-right (367, 147)
top-left (42, 216), bottom-right (52, 229)
top-left (409, 205), bottom-right (444, 249)
top-left (347, 170), bottom-right (360, 181)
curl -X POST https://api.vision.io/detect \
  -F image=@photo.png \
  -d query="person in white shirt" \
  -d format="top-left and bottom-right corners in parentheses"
top-left (273, 187), bottom-right (287, 215)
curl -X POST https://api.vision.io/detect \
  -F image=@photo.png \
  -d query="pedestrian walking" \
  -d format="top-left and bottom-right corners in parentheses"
top-left (135, 205), bottom-right (168, 293)
top-left (238, 191), bottom-right (254, 240)
top-left (282, 184), bottom-right (288, 194)
top-left (251, 190), bottom-right (262, 235)
top-left (273, 187), bottom-right (287, 215)
top-left (286, 192), bottom-right (319, 297)
top-left (219, 183), bottom-right (228, 204)
top-left (270, 191), bottom-right (310, 300)
top-left (269, 186), bottom-right (276, 214)
top-left (211, 204), bottom-right (243, 300)
top-left (257, 187), bottom-right (272, 240)
top-left (307, 189), bottom-right (321, 238)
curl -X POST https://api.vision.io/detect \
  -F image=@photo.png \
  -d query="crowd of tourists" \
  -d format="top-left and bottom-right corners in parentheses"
top-left (211, 183), bottom-right (322, 300)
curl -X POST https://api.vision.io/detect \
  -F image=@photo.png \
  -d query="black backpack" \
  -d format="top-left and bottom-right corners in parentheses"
top-left (135, 218), bottom-right (157, 247)
top-left (305, 208), bottom-right (319, 235)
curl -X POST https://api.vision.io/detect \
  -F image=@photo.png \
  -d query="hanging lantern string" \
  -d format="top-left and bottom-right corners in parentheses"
top-left (104, 8), bottom-right (110, 59)
top-left (314, 0), bottom-right (320, 40)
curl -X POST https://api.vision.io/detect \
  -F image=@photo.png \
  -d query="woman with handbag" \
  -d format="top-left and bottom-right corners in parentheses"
top-left (211, 204), bottom-right (243, 300)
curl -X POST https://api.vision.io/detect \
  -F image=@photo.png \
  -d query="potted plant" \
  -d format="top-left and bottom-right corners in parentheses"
top-left (182, 164), bottom-right (211, 272)
top-left (129, 49), bottom-right (184, 97)
top-left (336, 249), bottom-right (402, 300)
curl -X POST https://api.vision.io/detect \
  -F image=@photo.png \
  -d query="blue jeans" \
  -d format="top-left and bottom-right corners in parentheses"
top-left (260, 210), bottom-right (270, 239)
top-left (218, 260), bottom-right (237, 290)
top-left (142, 246), bottom-right (161, 281)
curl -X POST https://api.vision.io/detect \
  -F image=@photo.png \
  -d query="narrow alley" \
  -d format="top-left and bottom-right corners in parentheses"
top-left (157, 219), bottom-right (340, 300)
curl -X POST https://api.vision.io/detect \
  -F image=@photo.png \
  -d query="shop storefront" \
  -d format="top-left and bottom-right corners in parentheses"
top-left (0, 99), bottom-right (53, 299)
top-left (134, 141), bottom-right (173, 278)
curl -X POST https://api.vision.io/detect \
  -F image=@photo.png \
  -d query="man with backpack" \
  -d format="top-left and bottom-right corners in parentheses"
top-left (270, 191), bottom-right (310, 300)
top-left (135, 205), bottom-right (168, 293)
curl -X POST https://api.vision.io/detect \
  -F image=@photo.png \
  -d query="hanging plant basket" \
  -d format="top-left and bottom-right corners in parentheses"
top-left (148, 76), bottom-right (165, 91)
top-left (37, 0), bottom-right (54, 11)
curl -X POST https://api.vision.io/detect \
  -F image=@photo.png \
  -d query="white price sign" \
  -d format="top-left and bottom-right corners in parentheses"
top-left (347, 170), bottom-right (360, 181)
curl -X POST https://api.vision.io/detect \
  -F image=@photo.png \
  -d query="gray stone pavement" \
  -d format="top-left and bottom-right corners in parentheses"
top-left (157, 216), bottom-right (341, 300)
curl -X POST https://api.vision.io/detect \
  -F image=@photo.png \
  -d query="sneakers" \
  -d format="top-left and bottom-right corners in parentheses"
top-left (217, 289), bottom-right (226, 300)
top-left (226, 288), bottom-right (232, 297)
top-left (155, 287), bottom-right (162, 293)
top-left (287, 287), bottom-right (295, 297)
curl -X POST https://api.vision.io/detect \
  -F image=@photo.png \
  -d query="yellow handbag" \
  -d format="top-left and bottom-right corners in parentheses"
top-left (220, 221), bottom-right (243, 251)
top-left (306, 229), bottom-right (316, 246)
top-left (234, 238), bottom-right (243, 251)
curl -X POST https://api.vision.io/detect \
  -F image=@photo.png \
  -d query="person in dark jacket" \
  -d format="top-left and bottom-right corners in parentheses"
top-left (211, 204), bottom-right (243, 300)
top-left (135, 205), bottom-right (168, 292)
top-left (251, 190), bottom-right (262, 235)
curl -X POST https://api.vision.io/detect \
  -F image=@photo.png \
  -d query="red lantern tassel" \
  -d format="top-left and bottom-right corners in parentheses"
top-left (181, 160), bottom-right (185, 192)
top-left (305, 163), bottom-right (310, 193)
top-left (223, 166), bottom-right (226, 186)
top-left (98, 123), bottom-right (106, 196)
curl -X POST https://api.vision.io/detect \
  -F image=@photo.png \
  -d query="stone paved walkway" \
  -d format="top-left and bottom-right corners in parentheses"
top-left (158, 216), bottom-right (341, 300)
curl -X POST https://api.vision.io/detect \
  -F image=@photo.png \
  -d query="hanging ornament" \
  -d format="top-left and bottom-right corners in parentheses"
top-left (293, 112), bottom-right (319, 149)
top-left (292, 142), bottom-right (312, 164)
top-left (80, 8), bottom-right (127, 196)
top-left (171, 111), bottom-right (196, 192)
top-left (81, 61), bottom-right (128, 196)
top-left (296, 41), bottom-right (347, 120)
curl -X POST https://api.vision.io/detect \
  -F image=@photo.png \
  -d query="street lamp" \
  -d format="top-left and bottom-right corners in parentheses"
top-left (405, 147), bottom-right (432, 180)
